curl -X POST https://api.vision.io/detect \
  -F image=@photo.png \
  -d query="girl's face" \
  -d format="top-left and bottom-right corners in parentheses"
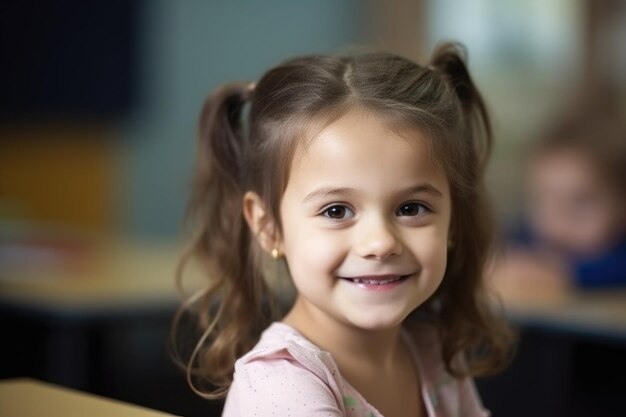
top-left (528, 150), bottom-right (623, 256)
top-left (277, 110), bottom-right (452, 331)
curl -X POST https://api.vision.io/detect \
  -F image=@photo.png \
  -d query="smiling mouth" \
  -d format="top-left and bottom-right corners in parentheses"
top-left (341, 274), bottom-right (412, 285)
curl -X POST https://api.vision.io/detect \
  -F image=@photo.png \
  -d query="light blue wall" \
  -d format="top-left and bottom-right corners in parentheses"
top-left (121, 0), bottom-right (365, 238)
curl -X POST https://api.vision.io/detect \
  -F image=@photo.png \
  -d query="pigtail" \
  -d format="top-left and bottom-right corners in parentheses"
top-left (430, 43), bottom-right (492, 172)
top-left (170, 82), bottom-right (274, 399)
top-left (429, 44), bottom-right (514, 377)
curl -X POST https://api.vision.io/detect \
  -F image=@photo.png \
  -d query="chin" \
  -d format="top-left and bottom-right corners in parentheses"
top-left (347, 311), bottom-right (409, 332)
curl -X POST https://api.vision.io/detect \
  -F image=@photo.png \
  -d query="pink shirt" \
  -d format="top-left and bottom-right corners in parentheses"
top-left (222, 322), bottom-right (489, 417)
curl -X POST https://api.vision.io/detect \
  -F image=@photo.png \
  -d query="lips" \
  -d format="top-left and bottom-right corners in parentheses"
top-left (341, 274), bottom-right (411, 285)
top-left (342, 274), bottom-right (413, 292)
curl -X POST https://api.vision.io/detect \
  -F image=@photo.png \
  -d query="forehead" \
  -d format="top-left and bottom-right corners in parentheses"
top-left (531, 150), bottom-right (601, 186)
top-left (286, 110), bottom-right (449, 196)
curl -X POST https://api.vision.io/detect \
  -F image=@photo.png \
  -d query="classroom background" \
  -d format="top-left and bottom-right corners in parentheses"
top-left (1, 1), bottom-right (625, 416)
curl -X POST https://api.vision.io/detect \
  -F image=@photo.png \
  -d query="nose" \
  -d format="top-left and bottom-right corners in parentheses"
top-left (355, 216), bottom-right (403, 261)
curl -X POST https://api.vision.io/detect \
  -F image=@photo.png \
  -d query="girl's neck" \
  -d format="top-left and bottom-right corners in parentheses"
top-left (282, 296), bottom-right (404, 372)
top-left (283, 297), bottom-right (424, 417)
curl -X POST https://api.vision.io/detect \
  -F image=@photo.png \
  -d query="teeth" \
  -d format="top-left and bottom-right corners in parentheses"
top-left (352, 276), bottom-right (403, 285)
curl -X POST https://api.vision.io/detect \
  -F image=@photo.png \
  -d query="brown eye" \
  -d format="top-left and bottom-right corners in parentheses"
top-left (397, 202), bottom-right (428, 217)
top-left (323, 205), bottom-right (354, 220)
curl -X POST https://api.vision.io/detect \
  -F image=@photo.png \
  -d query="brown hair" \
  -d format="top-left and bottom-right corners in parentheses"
top-left (170, 42), bottom-right (514, 399)
top-left (531, 113), bottom-right (626, 200)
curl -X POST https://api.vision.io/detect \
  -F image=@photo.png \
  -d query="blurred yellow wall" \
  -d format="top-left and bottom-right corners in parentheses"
top-left (0, 126), bottom-right (119, 233)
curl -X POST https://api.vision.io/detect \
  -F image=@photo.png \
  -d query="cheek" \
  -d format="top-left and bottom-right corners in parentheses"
top-left (407, 229), bottom-right (448, 278)
top-left (281, 220), bottom-right (348, 282)
top-left (425, 239), bottom-right (448, 279)
top-left (576, 202), bottom-right (620, 248)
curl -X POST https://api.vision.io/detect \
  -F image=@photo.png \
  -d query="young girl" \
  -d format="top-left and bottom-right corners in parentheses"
top-left (171, 43), bottom-right (513, 417)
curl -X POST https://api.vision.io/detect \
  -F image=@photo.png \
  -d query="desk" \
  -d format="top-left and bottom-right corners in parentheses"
top-left (492, 283), bottom-right (626, 343)
top-left (498, 289), bottom-right (626, 342)
top-left (0, 378), bottom-right (176, 417)
top-left (0, 238), bottom-right (204, 317)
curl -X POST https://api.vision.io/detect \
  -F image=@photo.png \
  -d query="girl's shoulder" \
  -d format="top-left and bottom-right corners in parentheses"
top-left (223, 322), bottom-right (356, 416)
top-left (236, 322), bottom-right (335, 375)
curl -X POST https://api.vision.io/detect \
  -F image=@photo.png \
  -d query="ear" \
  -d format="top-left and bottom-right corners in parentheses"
top-left (242, 191), bottom-right (282, 255)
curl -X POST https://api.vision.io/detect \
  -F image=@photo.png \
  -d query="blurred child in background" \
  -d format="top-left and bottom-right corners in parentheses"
top-left (491, 113), bottom-right (626, 296)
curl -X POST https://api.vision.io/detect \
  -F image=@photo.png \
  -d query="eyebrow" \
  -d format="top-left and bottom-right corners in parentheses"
top-left (302, 187), bottom-right (356, 203)
top-left (301, 183), bottom-right (443, 204)
top-left (404, 184), bottom-right (444, 198)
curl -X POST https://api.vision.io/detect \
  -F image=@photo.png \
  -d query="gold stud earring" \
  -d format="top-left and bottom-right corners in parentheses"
top-left (271, 248), bottom-right (280, 259)
top-left (447, 237), bottom-right (454, 249)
